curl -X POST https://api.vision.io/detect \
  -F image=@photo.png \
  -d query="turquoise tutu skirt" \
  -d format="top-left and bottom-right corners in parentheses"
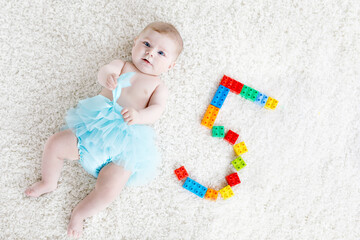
top-left (61, 72), bottom-right (160, 186)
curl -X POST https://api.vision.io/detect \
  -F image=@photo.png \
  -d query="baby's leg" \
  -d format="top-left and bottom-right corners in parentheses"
top-left (67, 163), bottom-right (131, 238)
top-left (25, 129), bottom-right (79, 197)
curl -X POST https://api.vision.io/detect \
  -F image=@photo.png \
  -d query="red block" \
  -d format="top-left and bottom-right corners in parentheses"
top-left (226, 172), bottom-right (241, 187)
top-left (174, 166), bottom-right (189, 181)
top-left (220, 75), bottom-right (244, 94)
top-left (231, 80), bottom-right (244, 95)
top-left (224, 130), bottom-right (239, 145)
top-left (220, 75), bottom-right (232, 89)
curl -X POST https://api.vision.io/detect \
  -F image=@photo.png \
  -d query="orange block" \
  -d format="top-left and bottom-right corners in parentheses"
top-left (205, 188), bottom-right (218, 201)
top-left (201, 105), bottom-right (220, 129)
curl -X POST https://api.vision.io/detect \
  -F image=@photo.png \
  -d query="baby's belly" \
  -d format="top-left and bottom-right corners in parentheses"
top-left (99, 90), bottom-right (147, 111)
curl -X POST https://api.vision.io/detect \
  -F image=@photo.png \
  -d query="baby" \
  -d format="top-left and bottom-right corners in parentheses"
top-left (25, 21), bottom-right (183, 238)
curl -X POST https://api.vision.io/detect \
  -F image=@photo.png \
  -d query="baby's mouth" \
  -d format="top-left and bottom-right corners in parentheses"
top-left (142, 58), bottom-right (151, 65)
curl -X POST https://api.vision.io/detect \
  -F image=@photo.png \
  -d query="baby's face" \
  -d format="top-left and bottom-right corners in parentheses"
top-left (132, 29), bottom-right (178, 76)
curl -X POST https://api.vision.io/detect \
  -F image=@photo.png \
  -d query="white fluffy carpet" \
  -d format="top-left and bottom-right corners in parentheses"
top-left (1, 0), bottom-right (359, 239)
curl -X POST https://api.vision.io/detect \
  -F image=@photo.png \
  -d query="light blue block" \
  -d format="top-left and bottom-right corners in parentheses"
top-left (183, 177), bottom-right (207, 198)
top-left (255, 92), bottom-right (268, 107)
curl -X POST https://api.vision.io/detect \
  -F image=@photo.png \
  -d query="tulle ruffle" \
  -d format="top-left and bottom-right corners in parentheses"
top-left (62, 95), bottom-right (160, 186)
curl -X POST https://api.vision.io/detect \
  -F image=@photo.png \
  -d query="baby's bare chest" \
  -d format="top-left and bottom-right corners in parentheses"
top-left (117, 77), bottom-right (159, 109)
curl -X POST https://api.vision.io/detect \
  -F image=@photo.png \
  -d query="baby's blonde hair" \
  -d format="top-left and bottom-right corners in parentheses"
top-left (140, 21), bottom-right (183, 59)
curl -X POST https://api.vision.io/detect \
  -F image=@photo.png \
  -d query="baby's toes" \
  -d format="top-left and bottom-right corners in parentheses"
top-left (68, 229), bottom-right (76, 238)
top-left (76, 231), bottom-right (82, 239)
top-left (71, 230), bottom-right (79, 239)
top-left (24, 188), bottom-right (31, 195)
top-left (67, 223), bottom-right (83, 238)
top-left (67, 228), bottom-right (74, 237)
top-left (74, 230), bottom-right (82, 239)
top-left (25, 187), bottom-right (35, 197)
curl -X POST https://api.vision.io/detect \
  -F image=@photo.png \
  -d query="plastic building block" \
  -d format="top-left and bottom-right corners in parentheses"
top-left (224, 130), bottom-right (239, 145)
top-left (212, 126), bottom-right (225, 138)
top-left (210, 85), bottom-right (230, 109)
top-left (201, 105), bottom-right (220, 129)
top-left (255, 92), bottom-right (268, 107)
top-left (247, 88), bottom-right (259, 102)
top-left (231, 156), bottom-right (246, 171)
top-left (233, 141), bottom-right (248, 155)
top-left (205, 188), bottom-right (219, 201)
top-left (231, 81), bottom-right (244, 95)
top-left (264, 97), bottom-right (278, 110)
top-left (220, 75), bottom-right (244, 94)
top-left (240, 85), bottom-right (258, 101)
top-left (183, 177), bottom-right (208, 198)
top-left (240, 85), bottom-right (249, 98)
top-left (226, 172), bottom-right (241, 187)
top-left (220, 75), bottom-right (232, 88)
top-left (219, 185), bottom-right (234, 200)
top-left (174, 166), bottom-right (189, 181)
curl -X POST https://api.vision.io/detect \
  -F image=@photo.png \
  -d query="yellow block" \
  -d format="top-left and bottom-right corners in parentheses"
top-left (233, 142), bottom-right (248, 156)
top-left (219, 185), bottom-right (234, 200)
top-left (264, 97), bottom-right (278, 110)
top-left (201, 105), bottom-right (220, 129)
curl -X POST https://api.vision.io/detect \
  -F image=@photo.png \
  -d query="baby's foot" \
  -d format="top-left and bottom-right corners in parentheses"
top-left (25, 181), bottom-right (56, 198)
top-left (67, 214), bottom-right (84, 239)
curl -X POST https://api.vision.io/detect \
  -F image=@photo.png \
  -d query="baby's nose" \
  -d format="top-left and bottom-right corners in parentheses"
top-left (146, 49), bottom-right (155, 57)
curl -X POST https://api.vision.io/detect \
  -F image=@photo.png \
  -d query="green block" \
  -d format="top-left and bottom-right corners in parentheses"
top-left (231, 156), bottom-right (246, 171)
top-left (212, 126), bottom-right (225, 138)
top-left (245, 87), bottom-right (254, 100)
top-left (248, 89), bottom-right (259, 102)
top-left (241, 85), bottom-right (259, 102)
top-left (240, 85), bottom-right (249, 98)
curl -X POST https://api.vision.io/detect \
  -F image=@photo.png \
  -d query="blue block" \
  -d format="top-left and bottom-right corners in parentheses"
top-left (210, 85), bottom-right (229, 109)
top-left (255, 92), bottom-right (268, 107)
top-left (183, 177), bottom-right (207, 198)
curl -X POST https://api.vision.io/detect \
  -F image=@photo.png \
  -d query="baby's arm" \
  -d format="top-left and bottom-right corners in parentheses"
top-left (98, 60), bottom-right (125, 90)
top-left (121, 82), bottom-right (168, 125)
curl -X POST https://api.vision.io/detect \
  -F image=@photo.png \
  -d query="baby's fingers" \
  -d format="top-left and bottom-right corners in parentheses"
top-left (111, 74), bottom-right (118, 87)
top-left (122, 112), bottom-right (131, 119)
top-left (121, 108), bottom-right (128, 115)
top-left (123, 114), bottom-right (132, 123)
top-left (106, 74), bottom-right (117, 90)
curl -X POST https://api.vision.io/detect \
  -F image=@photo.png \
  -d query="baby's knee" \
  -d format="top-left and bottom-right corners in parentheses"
top-left (45, 133), bottom-right (58, 150)
top-left (45, 132), bottom-right (65, 153)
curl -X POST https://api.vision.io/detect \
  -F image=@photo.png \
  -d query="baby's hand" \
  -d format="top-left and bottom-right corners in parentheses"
top-left (121, 108), bottom-right (140, 125)
top-left (105, 73), bottom-right (118, 90)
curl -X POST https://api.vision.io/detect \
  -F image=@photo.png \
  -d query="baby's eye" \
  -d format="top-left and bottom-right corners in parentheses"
top-left (158, 51), bottom-right (165, 56)
top-left (144, 41), bottom-right (150, 47)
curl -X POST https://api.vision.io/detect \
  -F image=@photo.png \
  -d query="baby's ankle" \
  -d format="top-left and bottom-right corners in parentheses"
top-left (25, 180), bottom-right (57, 198)
top-left (71, 208), bottom-right (86, 220)
top-left (40, 180), bottom-right (57, 190)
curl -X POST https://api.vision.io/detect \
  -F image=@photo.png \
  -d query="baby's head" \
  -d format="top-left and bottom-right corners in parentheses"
top-left (132, 22), bottom-right (183, 76)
